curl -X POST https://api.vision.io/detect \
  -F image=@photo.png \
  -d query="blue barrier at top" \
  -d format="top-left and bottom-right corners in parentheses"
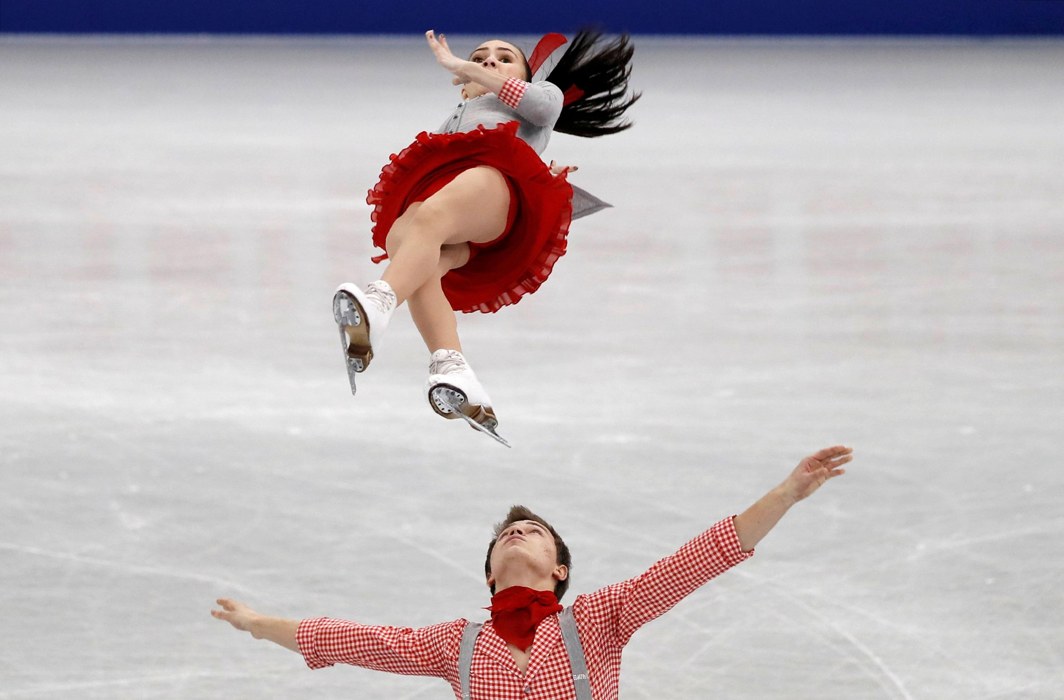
top-left (2, 0), bottom-right (1063, 34)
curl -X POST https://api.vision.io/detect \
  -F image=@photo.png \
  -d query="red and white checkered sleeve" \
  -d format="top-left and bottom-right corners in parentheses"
top-left (710, 515), bottom-right (754, 565)
top-left (296, 617), bottom-right (464, 677)
top-left (297, 618), bottom-right (334, 670)
top-left (581, 517), bottom-right (753, 646)
top-left (496, 77), bottom-right (529, 109)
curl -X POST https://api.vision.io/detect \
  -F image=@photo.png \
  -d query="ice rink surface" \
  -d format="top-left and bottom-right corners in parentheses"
top-left (1, 35), bottom-right (1062, 699)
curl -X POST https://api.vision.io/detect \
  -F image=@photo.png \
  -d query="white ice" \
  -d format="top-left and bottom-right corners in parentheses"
top-left (1, 35), bottom-right (1062, 699)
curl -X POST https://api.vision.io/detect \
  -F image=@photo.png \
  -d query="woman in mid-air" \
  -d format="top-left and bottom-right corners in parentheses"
top-left (333, 29), bottom-right (639, 445)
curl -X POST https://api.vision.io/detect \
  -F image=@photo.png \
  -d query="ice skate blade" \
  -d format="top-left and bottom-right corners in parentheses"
top-left (333, 290), bottom-right (373, 395)
top-left (430, 387), bottom-right (511, 448)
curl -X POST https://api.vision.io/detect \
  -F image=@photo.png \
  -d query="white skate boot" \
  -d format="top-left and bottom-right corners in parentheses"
top-left (332, 280), bottom-right (396, 395)
top-left (425, 349), bottom-right (510, 447)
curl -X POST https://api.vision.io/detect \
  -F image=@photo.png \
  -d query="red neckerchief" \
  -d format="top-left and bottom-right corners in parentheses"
top-left (487, 586), bottom-right (563, 651)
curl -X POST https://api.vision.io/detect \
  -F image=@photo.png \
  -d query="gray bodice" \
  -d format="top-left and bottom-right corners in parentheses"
top-left (434, 80), bottom-right (563, 155)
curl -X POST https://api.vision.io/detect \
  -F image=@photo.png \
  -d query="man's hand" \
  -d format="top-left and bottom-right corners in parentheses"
top-left (780, 445), bottom-right (853, 504)
top-left (212, 598), bottom-right (261, 635)
top-left (212, 598), bottom-right (301, 652)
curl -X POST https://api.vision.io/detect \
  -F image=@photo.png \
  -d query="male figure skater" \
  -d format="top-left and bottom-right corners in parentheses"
top-left (213, 445), bottom-right (854, 698)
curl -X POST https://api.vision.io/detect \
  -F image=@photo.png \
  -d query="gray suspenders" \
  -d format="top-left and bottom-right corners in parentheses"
top-left (459, 607), bottom-right (592, 700)
top-left (458, 620), bottom-right (479, 700)
top-left (558, 607), bottom-right (593, 697)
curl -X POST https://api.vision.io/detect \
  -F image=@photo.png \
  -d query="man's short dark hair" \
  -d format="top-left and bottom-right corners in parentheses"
top-left (485, 505), bottom-right (572, 600)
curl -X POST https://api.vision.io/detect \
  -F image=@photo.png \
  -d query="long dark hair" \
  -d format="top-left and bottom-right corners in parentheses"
top-left (545, 29), bottom-right (641, 138)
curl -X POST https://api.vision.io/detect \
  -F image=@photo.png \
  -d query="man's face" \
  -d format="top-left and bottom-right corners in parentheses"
top-left (487, 519), bottom-right (565, 587)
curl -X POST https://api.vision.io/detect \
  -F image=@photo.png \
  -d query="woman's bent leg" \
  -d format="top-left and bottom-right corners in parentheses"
top-left (380, 167), bottom-right (509, 304)
top-left (337, 166), bottom-right (507, 435)
top-left (406, 240), bottom-right (504, 442)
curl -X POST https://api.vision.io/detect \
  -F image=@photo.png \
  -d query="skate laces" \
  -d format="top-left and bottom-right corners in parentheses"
top-left (365, 280), bottom-right (397, 315)
top-left (429, 349), bottom-right (470, 376)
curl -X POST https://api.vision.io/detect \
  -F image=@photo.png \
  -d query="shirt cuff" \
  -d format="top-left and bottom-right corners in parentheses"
top-left (497, 77), bottom-right (528, 109)
top-left (715, 516), bottom-right (755, 563)
top-left (297, 617), bottom-right (333, 670)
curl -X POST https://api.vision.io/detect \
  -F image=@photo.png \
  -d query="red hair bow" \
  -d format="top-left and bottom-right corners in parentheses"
top-left (528, 33), bottom-right (584, 105)
top-left (527, 32), bottom-right (567, 75)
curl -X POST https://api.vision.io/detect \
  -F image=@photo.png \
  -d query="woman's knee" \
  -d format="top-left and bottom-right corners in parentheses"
top-left (385, 210), bottom-right (447, 257)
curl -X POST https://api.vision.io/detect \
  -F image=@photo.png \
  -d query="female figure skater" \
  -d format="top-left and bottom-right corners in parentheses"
top-left (334, 29), bottom-right (639, 444)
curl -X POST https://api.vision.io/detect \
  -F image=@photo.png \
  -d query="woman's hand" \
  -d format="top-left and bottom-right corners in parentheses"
top-left (549, 160), bottom-right (579, 176)
top-left (426, 30), bottom-right (473, 85)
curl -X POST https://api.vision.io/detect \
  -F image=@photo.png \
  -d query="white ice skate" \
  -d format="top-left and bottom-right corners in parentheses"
top-left (425, 349), bottom-right (510, 447)
top-left (332, 281), bottom-right (396, 395)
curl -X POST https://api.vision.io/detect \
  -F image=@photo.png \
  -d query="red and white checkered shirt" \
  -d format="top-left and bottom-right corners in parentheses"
top-left (297, 517), bottom-right (752, 699)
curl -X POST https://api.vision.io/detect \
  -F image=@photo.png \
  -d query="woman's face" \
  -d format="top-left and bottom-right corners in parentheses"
top-left (462, 40), bottom-right (529, 99)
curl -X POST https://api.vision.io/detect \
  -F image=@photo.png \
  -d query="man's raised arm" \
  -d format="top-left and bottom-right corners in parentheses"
top-left (733, 445), bottom-right (853, 552)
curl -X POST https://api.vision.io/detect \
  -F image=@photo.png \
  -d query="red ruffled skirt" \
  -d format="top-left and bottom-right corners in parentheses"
top-left (367, 121), bottom-right (573, 314)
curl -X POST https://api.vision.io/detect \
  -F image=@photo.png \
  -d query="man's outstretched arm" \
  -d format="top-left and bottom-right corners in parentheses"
top-left (733, 445), bottom-right (853, 552)
top-left (212, 597), bottom-right (461, 677)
